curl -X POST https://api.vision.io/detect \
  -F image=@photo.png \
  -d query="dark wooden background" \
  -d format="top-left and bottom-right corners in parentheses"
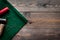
top-left (12, 13), bottom-right (60, 40)
top-left (8, 0), bottom-right (60, 40)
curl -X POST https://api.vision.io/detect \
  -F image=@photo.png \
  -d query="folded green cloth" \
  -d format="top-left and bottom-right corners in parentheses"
top-left (0, 0), bottom-right (28, 40)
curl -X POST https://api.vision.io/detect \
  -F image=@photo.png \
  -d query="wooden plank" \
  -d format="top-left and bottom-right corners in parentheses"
top-left (12, 13), bottom-right (60, 40)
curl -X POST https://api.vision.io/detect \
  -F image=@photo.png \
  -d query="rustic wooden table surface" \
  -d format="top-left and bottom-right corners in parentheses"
top-left (7, 0), bottom-right (60, 40)
top-left (12, 13), bottom-right (60, 40)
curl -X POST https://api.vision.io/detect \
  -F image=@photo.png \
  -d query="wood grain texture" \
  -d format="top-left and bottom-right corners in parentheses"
top-left (12, 13), bottom-right (60, 40)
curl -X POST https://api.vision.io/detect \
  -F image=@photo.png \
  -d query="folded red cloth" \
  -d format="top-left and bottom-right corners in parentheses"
top-left (0, 7), bottom-right (9, 15)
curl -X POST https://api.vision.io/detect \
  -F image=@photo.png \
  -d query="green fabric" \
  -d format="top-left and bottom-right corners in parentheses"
top-left (0, 0), bottom-right (27, 40)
